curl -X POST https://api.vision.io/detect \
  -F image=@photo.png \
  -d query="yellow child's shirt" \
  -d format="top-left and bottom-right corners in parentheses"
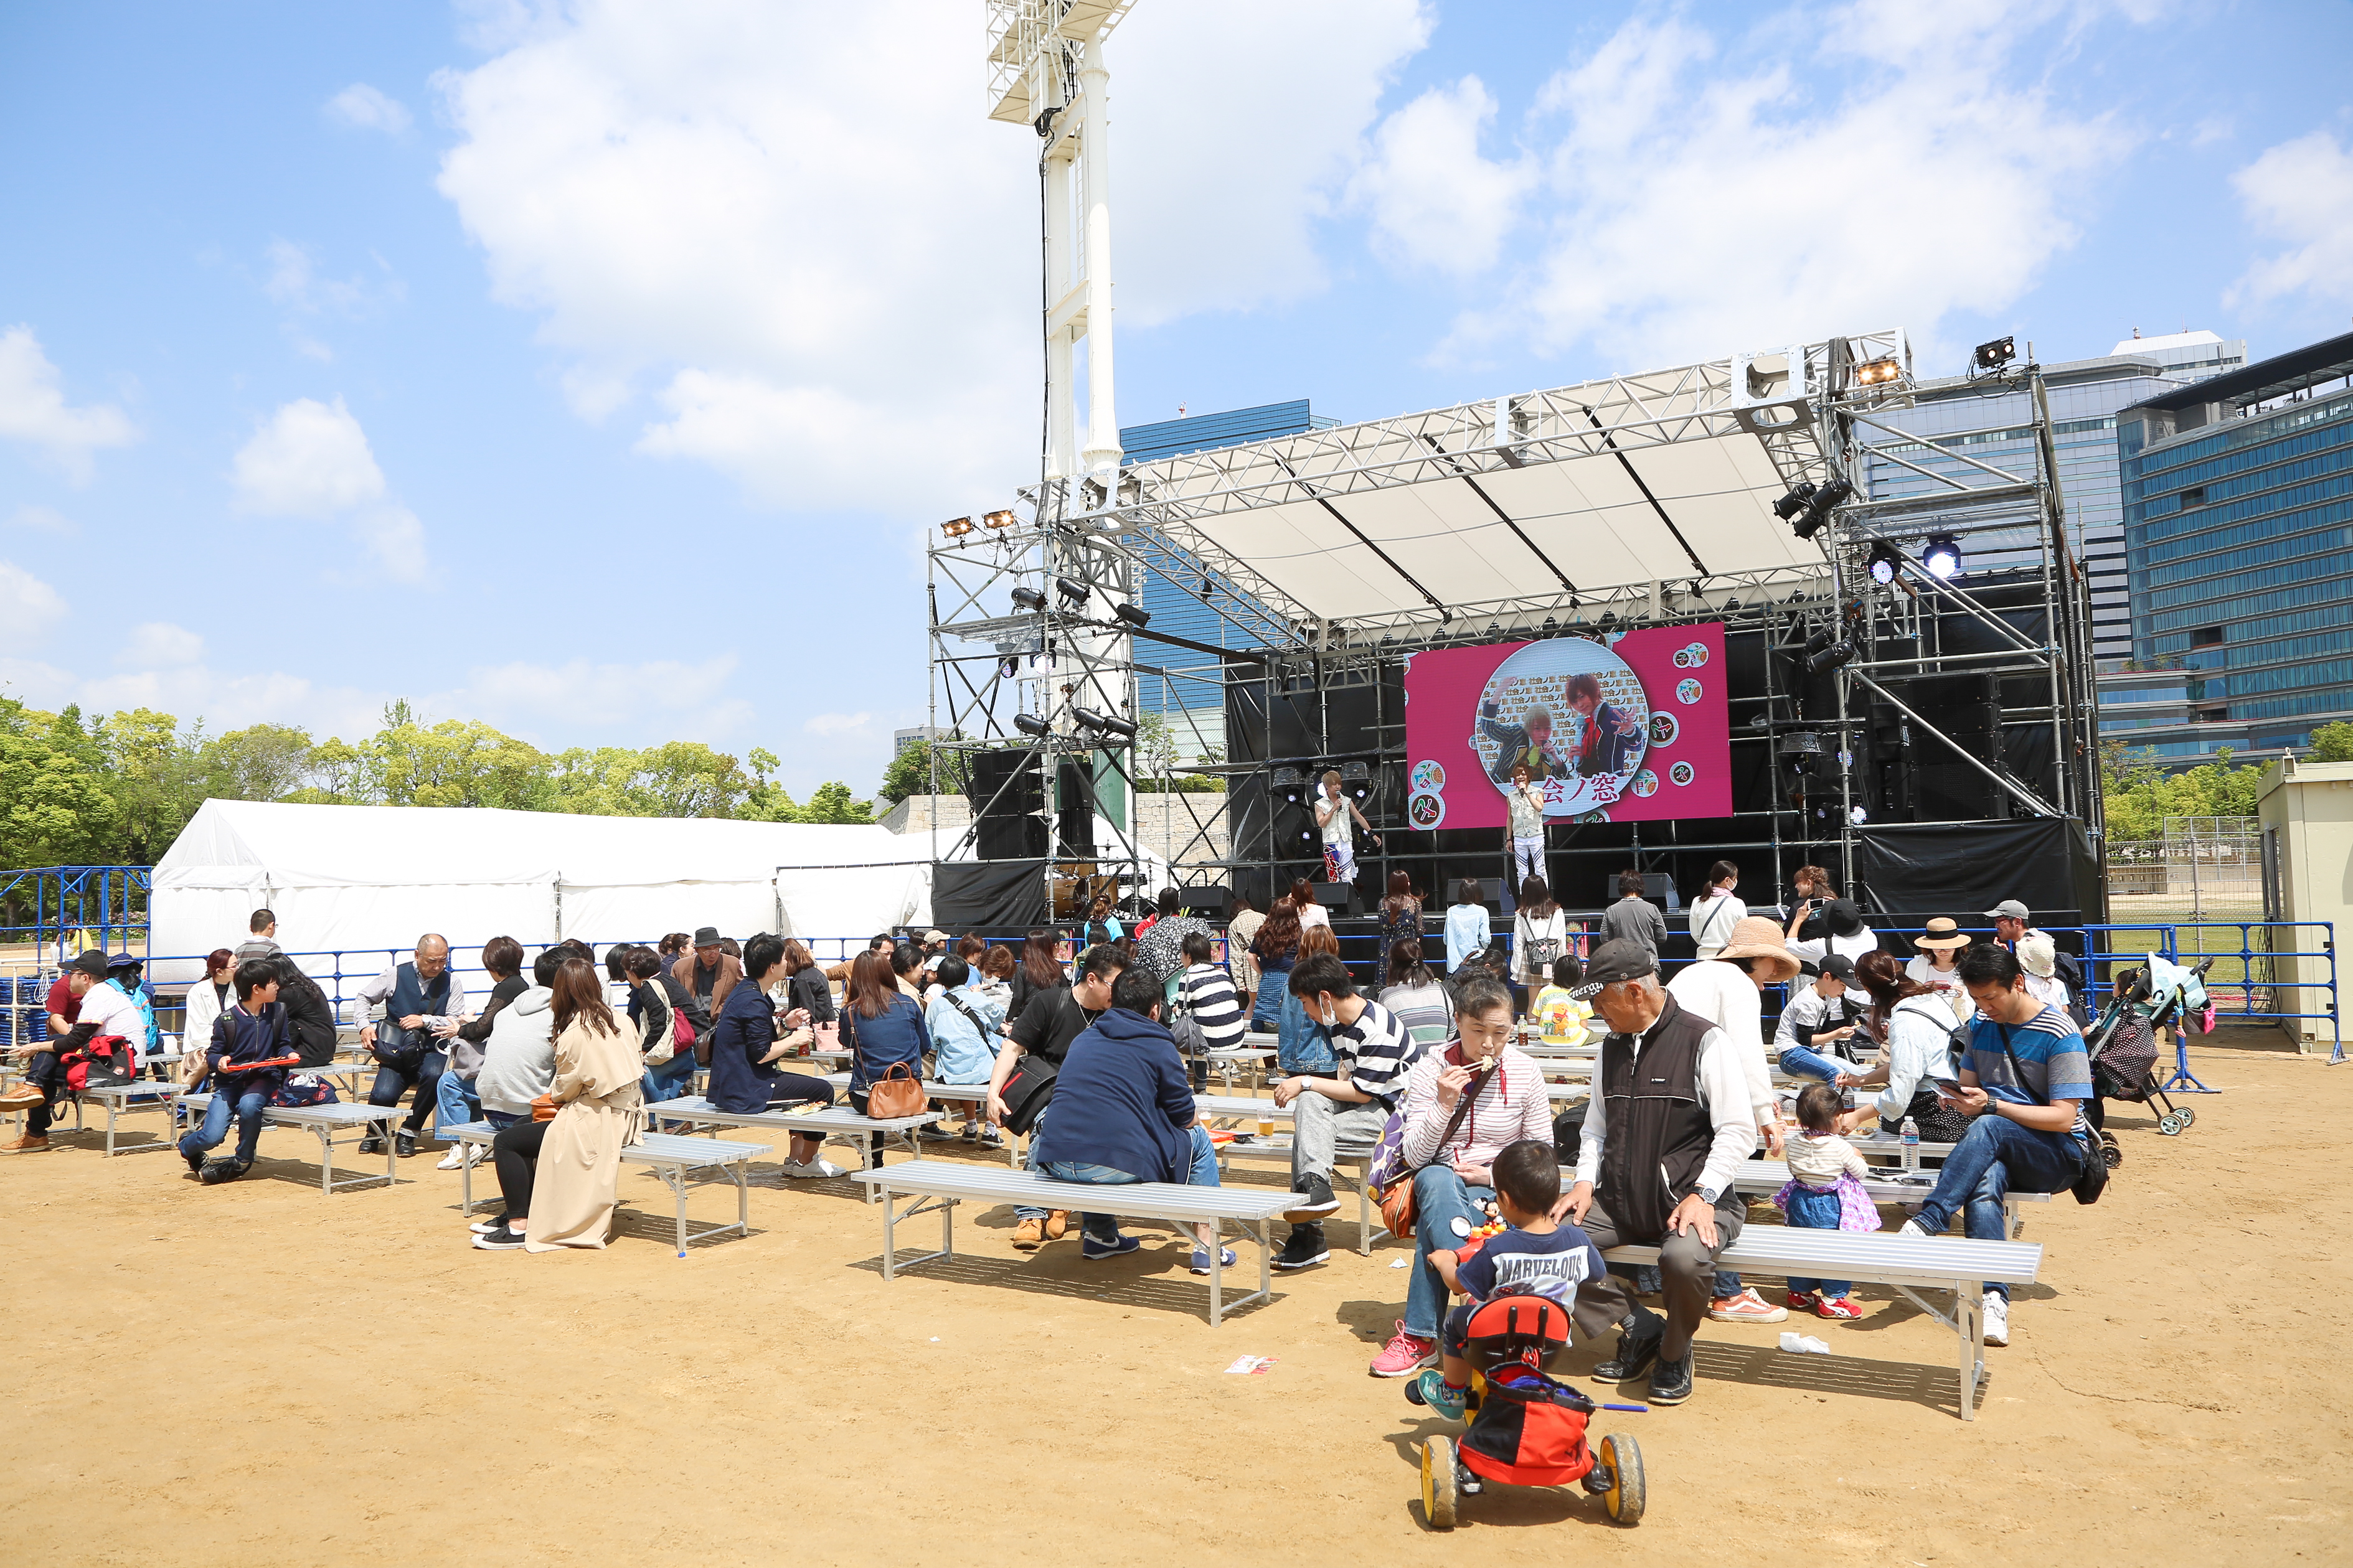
top-left (1531, 984), bottom-right (1591, 1047)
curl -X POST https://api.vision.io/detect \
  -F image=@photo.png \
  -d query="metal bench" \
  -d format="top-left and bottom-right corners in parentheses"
top-left (1730, 1158), bottom-right (2045, 1237)
top-left (1598, 1228), bottom-right (2042, 1419)
top-left (850, 1158), bottom-right (1299, 1325)
top-left (1214, 1134), bottom-right (1381, 1254)
top-left (651, 1097), bottom-right (941, 1200)
top-left (438, 1120), bottom-right (770, 1253)
top-left (174, 1092), bottom-right (400, 1193)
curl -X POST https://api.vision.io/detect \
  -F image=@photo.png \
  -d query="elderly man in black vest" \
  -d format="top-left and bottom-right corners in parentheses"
top-left (356, 934), bottom-right (468, 1157)
top-left (1561, 941), bottom-right (1758, 1405)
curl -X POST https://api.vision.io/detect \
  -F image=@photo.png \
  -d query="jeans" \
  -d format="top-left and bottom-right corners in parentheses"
top-left (641, 1061), bottom-right (694, 1129)
top-left (1290, 1092), bottom-right (1388, 1191)
top-left (1250, 969), bottom-right (1290, 1033)
top-left (435, 1070), bottom-right (483, 1130)
top-left (1014, 1105), bottom-right (1053, 1222)
top-left (1405, 1164), bottom-right (1489, 1340)
top-left (1912, 1112), bottom-right (2083, 1300)
top-left (1777, 1043), bottom-right (1854, 1084)
top-left (179, 1088), bottom-right (269, 1167)
top-left (1783, 1185), bottom-right (1851, 1298)
top-left (366, 1049), bottom-right (446, 1138)
top-left (1276, 987), bottom-right (1335, 1075)
top-left (1043, 1124), bottom-right (1220, 1244)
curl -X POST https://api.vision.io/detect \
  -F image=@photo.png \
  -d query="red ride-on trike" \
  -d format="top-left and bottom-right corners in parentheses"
top-left (1403, 1292), bottom-right (1648, 1529)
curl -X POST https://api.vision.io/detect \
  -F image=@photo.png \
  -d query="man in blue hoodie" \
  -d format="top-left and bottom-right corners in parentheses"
top-left (1034, 967), bottom-right (1234, 1275)
top-left (177, 957), bottom-right (292, 1182)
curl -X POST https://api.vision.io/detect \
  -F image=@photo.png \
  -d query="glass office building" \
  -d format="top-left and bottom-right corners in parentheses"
top-left (2116, 330), bottom-right (2353, 764)
top-left (1859, 332), bottom-right (2246, 667)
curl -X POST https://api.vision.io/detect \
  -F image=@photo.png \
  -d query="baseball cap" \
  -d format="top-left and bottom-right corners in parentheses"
top-left (68, 951), bottom-right (111, 977)
top-left (922, 929), bottom-right (950, 945)
top-left (1570, 939), bottom-right (1656, 999)
top-left (1983, 899), bottom-right (2030, 921)
top-left (1818, 952), bottom-right (1856, 982)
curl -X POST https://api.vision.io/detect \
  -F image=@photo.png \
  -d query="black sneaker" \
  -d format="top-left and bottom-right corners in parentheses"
top-left (1594, 1326), bottom-right (1664, 1383)
top-left (1647, 1353), bottom-right (1693, 1404)
top-left (395, 1132), bottom-right (418, 1158)
top-left (1283, 1173), bottom-right (1340, 1222)
top-left (199, 1158), bottom-right (245, 1185)
top-left (1271, 1225), bottom-right (1329, 1271)
top-left (472, 1223), bottom-right (528, 1251)
top-left (182, 1147), bottom-right (205, 1177)
top-left (358, 1134), bottom-right (386, 1155)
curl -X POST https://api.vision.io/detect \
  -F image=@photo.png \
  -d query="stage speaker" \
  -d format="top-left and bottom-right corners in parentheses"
top-left (969, 748), bottom-right (1042, 815)
top-left (978, 814), bottom-right (1049, 860)
top-left (1309, 881), bottom-right (1354, 916)
top-left (1177, 885), bottom-right (1231, 914)
top-left (1056, 758), bottom-right (1095, 857)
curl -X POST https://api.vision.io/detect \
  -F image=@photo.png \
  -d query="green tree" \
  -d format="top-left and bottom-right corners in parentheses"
top-left (98, 707), bottom-right (209, 863)
top-left (879, 738), bottom-right (971, 805)
top-left (795, 781), bottom-right (876, 824)
top-left (200, 723), bottom-right (316, 803)
top-left (0, 702), bottom-right (120, 866)
top-left (2308, 721), bottom-right (2353, 763)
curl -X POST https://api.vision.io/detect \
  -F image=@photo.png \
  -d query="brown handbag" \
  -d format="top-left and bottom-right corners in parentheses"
top-left (865, 1062), bottom-right (928, 1120)
top-left (1375, 1059), bottom-right (1496, 1239)
top-left (530, 1092), bottom-right (557, 1123)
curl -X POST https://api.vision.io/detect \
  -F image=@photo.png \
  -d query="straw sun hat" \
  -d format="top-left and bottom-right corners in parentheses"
top-left (1715, 915), bottom-right (1801, 984)
top-left (1913, 917), bottom-right (1969, 951)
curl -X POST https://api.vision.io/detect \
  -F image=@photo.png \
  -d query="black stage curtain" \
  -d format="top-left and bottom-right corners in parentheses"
top-left (1851, 817), bottom-right (2105, 927)
top-left (931, 859), bottom-right (1048, 929)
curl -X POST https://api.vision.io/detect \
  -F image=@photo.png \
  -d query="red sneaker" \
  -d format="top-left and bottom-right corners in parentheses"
top-left (1785, 1290), bottom-right (1819, 1312)
top-left (1814, 1295), bottom-right (1864, 1321)
top-left (1369, 1321), bottom-right (1437, 1378)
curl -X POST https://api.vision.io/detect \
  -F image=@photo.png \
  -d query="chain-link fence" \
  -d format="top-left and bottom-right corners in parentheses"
top-left (2108, 815), bottom-right (2266, 922)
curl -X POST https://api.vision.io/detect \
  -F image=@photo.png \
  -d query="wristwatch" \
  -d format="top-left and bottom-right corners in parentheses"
top-left (1697, 1183), bottom-right (1722, 1204)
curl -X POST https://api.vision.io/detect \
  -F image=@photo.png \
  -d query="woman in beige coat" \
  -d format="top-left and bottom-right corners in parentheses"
top-left (472, 957), bottom-right (645, 1252)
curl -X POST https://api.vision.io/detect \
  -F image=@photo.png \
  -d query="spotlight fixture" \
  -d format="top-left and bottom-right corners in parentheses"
top-left (1804, 627), bottom-right (1836, 655)
top-left (1923, 533), bottom-right (1963, 580)
top-left (999, 656), bottom-right (1020, 680)
top-left (1599, 611), bottom-right (1618, 628)
top-left (1747, 712), bottom-right (1773, 730)
top-left (1013, 713), bottom-right (1050, 737)
top-left (1790, 477), bottom-right (1853, 540)
top-left (1973, 336), bottom-right (2016, 373)
top-left (1723, 598), bottom-right (1742, 612)
top-left (940, 515), bottom-right (974, 538)
top-left (1855, 357), bottom-right (1902, 387)
top-left (1865, 540), bottom-right (1902, 586)
top-left (1542, 616), bottom-right (1558, 635)
top-left (982, 509), bottom-right (1018, 529)
top-left (1804, 638), bottom-right (1857, 675)
top-left (1849, 805), bottom-right (1870, 826)
top-left (1072, 708), bottom-right (1139, 740)
top-left (1773, 482), bottom-right (1816, 521)
top-left (1112, 603), bottom-right (1151, 629)
top-left (1486, 621), bottom-right (1502, 639)
top-left (1055, 576), bottom-right (1089, 604)
top-left (1011, 586), bottom-right (1046, 612)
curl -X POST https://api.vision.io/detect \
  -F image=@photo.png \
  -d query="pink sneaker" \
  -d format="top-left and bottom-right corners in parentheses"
top-left (1369, 1320), bottom-right (1437, 1378)
top-left (1706, 1287), bottom-right (1790, 1324)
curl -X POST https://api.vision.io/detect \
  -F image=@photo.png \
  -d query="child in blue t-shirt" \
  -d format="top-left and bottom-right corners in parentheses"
top-left (922, 955), bottom-right (1002, 1145)
top-left (1414, 1137), bottom-right (1608, 1419)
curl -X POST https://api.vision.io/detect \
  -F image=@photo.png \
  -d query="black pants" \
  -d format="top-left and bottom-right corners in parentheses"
top-left (24, 1051), bottom-right (61, 1138)
top-left (492, 1118), bottom-right (550, 1218)
top-left (367, 1050), bottom-right (445, 1137)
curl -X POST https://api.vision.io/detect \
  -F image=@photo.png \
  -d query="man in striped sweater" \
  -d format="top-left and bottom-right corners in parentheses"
top-left (1269, 952), bottom-right (1422, 1274)
top-left (1369, 974), bottom-right (1555, 1378)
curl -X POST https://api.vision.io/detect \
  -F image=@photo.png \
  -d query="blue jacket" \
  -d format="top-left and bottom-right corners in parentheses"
top-left (1031, 1007), bottom-right (1197, 1184)
top-left (706, 982), bottom-right (786, 1114)
top-left (207, 1002), bottom-right (291, 1103)
top-left (844, 994), bottom-right (930, 1094)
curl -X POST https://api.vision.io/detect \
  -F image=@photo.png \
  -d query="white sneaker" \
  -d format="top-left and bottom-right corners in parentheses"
top-left (436, 1147), bottom-right (466, 1171)
top-left (778, 1158), bottom-right (846, 1180)
top-left (1897, 1216), bottom-right (1934, 1239)
top-left (1981, 1292), bottom-right (2009, 1347)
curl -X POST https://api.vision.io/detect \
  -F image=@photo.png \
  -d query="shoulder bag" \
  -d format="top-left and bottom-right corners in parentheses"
top-left (1995, 1024), bottom-right (2107, 1205)
top-left (865, 1062), bottom-right (928, 1120)
top-left (1370, 1057), bottom-right (1499, 1240)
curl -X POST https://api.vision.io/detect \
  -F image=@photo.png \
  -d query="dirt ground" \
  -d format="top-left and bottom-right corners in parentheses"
top-left (6, 1031), bottom-right (2349, 1565)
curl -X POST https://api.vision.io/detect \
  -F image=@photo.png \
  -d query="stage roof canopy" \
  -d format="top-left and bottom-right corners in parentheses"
top-left (1108, 332), bottom-right (1907, 634)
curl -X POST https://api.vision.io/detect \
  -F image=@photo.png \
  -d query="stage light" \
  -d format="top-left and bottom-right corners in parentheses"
top-left (1804, 627), bottom-right (1836, 655)
top-left (1011, 586), bottom-right (1046, 612)
top-left (1855, 357), bottom-right (1902, 388)
top-left (1850, 805), bottom-right (1870, 826)
top-left (1723, 598), bottom-right (1742, 612)
top-left (1791, 478), bottom-right (1853, 541)
top-left (1055, 576), bottom-right (1090, 606)
top-left (982, 509), bottom-right (1018, 529)
top-left (1600, 611), bottom-right (1618, 629)
top-left (1486, 621), bottom-right (1502, 639)
top-left (1542, 616), bottom-right (1557, 635)
top-left (1773, 482), bottom-right (1816, 522)
top-left (1973, 336), bottom-right (2016, 372)
top-left (1804, 639), bottom-right (1857, 675)
top-left (999, 656), bottom-right (1019, 680)
top-left (1014, 713), bottom-right (1050, 737)
top-left (1866, 540), bottom-right (1902, 586)
top-left (1748, 713), bottom-right (1773, 730)
top-left (940, 515), bottom-right (974, 538)
top-left (1073, 708), bottom-right (1138, 740)
top-left (1923, 533), bottom-right (1963, 580)
top-left (1113, 603), bottom-right (1151, 629)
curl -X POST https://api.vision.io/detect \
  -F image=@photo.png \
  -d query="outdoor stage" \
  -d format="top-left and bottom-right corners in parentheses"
top-left (925, 331), bottom-right (2105, 932)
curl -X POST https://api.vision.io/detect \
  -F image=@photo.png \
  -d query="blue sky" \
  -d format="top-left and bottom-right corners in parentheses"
top-left (4, 1), bottom-right (2350, 799)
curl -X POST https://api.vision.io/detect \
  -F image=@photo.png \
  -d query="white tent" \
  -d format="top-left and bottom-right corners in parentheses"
top-left (149, 800), bottom-right (933, 982)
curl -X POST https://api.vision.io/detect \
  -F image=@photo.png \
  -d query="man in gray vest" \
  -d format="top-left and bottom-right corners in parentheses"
top-left (1561, 941), bottom-right (1756, 1404)
top-left (356, 934), bottom-right (468, 1157)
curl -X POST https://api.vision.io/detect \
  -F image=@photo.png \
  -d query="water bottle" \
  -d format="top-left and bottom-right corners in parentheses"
top-left (1900, 1115), bottom-right (1920, 1172)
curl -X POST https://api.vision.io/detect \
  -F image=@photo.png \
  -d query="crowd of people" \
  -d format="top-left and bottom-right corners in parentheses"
top-left (2, 867), bottom-right (2105, 1408)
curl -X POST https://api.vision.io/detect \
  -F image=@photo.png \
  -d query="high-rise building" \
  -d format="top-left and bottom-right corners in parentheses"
top-left (2113, 330), bottom-right (2353, 766)
top-left (892, 725), bottom-right (948, 757)
top-left (1857, 332), bottom-right (2248, 668)
top-left (1118, 400), bottom-right (1336, 760)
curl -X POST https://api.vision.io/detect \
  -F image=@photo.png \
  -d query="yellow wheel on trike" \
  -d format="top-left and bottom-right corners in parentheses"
top-left (1598, 1431), bottom-right (1644, 1526)
top-left (1421, 1436), bottom-right (1459, 1529)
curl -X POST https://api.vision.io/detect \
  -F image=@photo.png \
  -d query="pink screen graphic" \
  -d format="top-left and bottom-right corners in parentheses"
top-left (1400, 625), bottom-right (1732, 830)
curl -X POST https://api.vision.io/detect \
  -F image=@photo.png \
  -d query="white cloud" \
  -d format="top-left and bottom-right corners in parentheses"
top-left (2228, 129), bottom-right (2353, 309)
top-left (803, 711), bottom-right (873, 738)
top-left (116, 622), bottom-right (204, 668)
top-left (1430, 4), bottom-right (2137, 369)
top-left (232, 397), bottom-right (386, 517)
top-left (444, 655), bottom-right (755, 744)
top-left (324, 82), bottom-right (412, 134)
top-left (0, 326), bottom-right (138, 482)
top-left (6, 504), bottom-right (77, 535)
top-left (0, 560), bottom-right (68, 646)
top-left (431, 0), bottom-right (1431, 507)
top-left (1349, 75), bottom-right (1534, 276)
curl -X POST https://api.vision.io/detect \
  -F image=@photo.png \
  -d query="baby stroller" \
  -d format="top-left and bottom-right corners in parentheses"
top-left (2085, 954), bottom-right (2211, 1146)
top-left (1403, 1293), bottom-right (1647, 1529)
